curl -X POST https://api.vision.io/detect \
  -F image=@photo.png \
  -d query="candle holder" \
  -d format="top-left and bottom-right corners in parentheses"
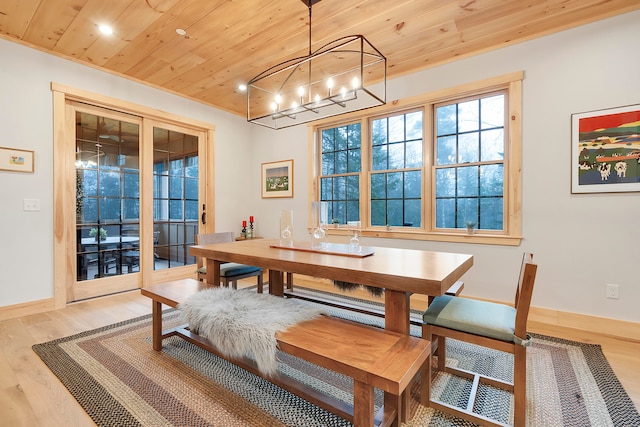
top-left (248, 220), bottom-right (254, 239)
top-left (241, 221), bottom-right (247, 239)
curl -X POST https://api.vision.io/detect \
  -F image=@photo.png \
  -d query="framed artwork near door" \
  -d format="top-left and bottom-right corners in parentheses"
top-left (0, 146), bottom-right (34, 173)
top-left (262, 159), bottom-right (294, 198)
top-left (571, 104), bottom-right (640, 193)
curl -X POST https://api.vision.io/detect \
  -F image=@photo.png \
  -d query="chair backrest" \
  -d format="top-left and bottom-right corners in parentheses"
top-left (196, 232), bottom-right (234, 245)
top-left (195, 232), bottom-right (235, 270)
top-left (513, 252), bottom-right (537, 341)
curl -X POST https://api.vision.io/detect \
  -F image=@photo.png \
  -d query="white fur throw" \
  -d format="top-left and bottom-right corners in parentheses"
top-left (178, 287), bottom-right (323, 376)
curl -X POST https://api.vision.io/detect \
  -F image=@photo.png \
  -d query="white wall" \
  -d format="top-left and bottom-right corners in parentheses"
top-left (246, 11), bottom-right (640, 323)
top-left (0, 38), bottom-right (251, 305)
top-left (0, 10), bottom-right (638, 324)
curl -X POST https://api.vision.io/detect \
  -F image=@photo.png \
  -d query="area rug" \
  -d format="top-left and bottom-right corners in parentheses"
top-left (33, 287), bottom-right (640, 427)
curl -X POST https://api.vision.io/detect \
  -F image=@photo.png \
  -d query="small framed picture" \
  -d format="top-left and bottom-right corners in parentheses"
top-left (571, 104), bottom-right (640, 193)
top-left (262, 159), bottom-right (293, 198)
top-left (0, 146), bottom-right (34, 173)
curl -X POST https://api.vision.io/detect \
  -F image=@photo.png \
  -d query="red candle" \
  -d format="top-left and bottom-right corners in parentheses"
top-left (250, 216), bottom-right (254, 223)
top-left (242, 220), bottom-right (247, 227)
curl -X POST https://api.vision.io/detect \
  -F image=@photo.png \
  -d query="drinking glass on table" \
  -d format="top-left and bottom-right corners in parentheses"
top-left (347, 220), bottom-right (361, 253)
top-left (311, 202), bottom-right (328, 249)
top-left (280, 209), bottom-right (294, 247)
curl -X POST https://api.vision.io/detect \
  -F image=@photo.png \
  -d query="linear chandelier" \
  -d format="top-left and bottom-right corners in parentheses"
top-left (246, 0), bottom-right (386, 129)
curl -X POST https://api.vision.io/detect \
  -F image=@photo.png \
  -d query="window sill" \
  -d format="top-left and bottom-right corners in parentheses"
top-left (323, 228), bottom-right (522, 246)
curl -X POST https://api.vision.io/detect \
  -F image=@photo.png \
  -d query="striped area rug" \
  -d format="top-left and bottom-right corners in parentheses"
top-left (33, 290), bottom-right (640, 427)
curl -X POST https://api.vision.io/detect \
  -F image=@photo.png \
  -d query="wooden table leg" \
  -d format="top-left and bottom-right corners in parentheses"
top-left (206, 258), bottom-right (222, 287)
top-left (269, 270), bottom-right (284, 296)
top-left (151, 299), bottom-right (163, 351)
top-left (353, 380), bottom-right (374, 426)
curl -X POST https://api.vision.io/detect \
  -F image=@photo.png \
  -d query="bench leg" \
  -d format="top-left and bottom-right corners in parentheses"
top-left (151, 299), bottom-right (163, 351)
top-left (353, 380), bottom-right (374, 426)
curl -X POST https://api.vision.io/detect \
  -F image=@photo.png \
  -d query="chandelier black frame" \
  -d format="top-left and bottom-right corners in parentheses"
top-left (246, 0), bottom-right (386, 129)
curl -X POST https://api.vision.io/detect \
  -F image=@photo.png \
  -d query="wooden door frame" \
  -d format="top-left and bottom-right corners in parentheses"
top-left (52, 83), bottom-right (215, 307)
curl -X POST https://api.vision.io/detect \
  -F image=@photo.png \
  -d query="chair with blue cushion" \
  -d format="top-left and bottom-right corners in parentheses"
top-left (195, 232), bottom-right (264, 292)
top-left (421, 252), bottom-right (537, 427)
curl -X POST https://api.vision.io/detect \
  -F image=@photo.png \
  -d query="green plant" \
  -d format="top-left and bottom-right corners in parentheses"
top-left (332, 219), bottom-right (339, 224)
top-left (465, 221), bottom-right (476, 229)
top-left (89, 227), bottom-right (108, 240)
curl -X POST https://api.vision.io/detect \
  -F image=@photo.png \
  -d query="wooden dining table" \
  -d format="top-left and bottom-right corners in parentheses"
top-left (190, 238), bottom-right (473, 336)
top-left (189, 238), bottom-right (473, 423)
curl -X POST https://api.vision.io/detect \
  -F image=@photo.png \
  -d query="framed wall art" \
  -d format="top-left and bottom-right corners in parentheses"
top-left (0, 146), bottom-right (34, 173)
top-left (262, 159), bottom-right (293, 198)
top-left (571, 104), bottom-right (640, 193)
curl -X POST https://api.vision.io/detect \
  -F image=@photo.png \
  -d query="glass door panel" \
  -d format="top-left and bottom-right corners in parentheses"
top-left (75, 111), bottom-right (140, 283)
top-left (152, 127), bottom-right (198, 270)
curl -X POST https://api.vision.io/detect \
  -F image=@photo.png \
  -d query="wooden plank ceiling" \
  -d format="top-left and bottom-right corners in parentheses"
top-left (1, 0), bottom-right (638, 118)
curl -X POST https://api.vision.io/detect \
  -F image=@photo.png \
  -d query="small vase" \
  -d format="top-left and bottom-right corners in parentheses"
top-left (466, 227), bottom-right (475, 235)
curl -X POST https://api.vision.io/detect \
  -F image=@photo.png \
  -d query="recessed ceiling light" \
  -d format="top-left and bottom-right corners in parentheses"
top-left (238, 84), bottom-right (247, 92)
top-left (98, 24), bottom-right (113, 35)
top-left (176, 28), bottom-right (187, 36)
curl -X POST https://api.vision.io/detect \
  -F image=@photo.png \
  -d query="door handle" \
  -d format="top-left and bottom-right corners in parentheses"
top-left (201, 204), bottom-right (206, 225)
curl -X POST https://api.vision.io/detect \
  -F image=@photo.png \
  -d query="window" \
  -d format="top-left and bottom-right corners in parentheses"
top-left (312, 72), bottom-right (523, 245)
top-left (371, 110), bottom-right (423, 227)
top-left (319, 123), bottom-right (361, 223)
top-left (434, 93), bottom-right (505, 230)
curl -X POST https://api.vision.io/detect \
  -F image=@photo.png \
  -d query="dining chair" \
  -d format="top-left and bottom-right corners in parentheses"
top-left (195, 232), bottom-right (264, 292)
top-left (85, 250), bottom-right (118, 278)
top-left (421, 252), bottom-right (537, 427)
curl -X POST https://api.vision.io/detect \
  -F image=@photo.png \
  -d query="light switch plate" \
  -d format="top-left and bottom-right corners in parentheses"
top-left (23, 199), bottom-right (41, 211)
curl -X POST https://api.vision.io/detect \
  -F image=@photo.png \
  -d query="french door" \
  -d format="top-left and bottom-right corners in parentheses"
top-left (68, 102), bottom-right (209, 302)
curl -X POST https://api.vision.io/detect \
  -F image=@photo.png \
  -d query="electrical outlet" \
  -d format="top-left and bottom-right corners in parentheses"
top-left (606, 284), bottom-right (619, 299)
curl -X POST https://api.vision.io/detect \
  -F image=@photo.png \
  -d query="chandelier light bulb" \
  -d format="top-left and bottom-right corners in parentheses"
top-left (352, 77), bottom-right (360, 89)
top-left (314, 94), bottom-right (321, 103)
top-left (340, 86), bottom-right (347, 98)
top-left (327, 78), bottom-right (334, 89)
top-left (274, 94), bottom-right (282, 104)
top-left (271, 102), bottom-right (278, 112)
top-left (297, 86), bottom-right (305, 97)
top-left (291, 101), bottom-right (298, 110)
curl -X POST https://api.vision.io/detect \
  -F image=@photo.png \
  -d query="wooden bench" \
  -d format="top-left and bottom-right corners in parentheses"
top-left (141, 278), bottom-right (431, 427)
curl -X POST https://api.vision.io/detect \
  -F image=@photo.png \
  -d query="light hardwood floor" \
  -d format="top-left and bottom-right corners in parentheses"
top-left (1, 277), bottom-right (638, 426)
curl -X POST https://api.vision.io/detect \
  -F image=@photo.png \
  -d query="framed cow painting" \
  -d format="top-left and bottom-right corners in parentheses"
top-left (571, 104), bottom-right (640, 193)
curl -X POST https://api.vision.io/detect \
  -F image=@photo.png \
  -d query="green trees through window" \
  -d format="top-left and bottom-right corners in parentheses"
top-left (320, 124), bottom-right (361, 224)
top-left (371, 110), bottom-right (423, 227)
top-left (434, 93), bottom-right (505, 230)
